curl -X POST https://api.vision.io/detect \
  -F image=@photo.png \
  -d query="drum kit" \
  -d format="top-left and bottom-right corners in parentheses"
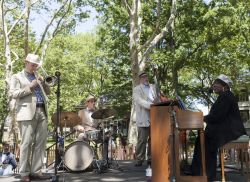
top-left (52, 108), bottom-right (122, 174)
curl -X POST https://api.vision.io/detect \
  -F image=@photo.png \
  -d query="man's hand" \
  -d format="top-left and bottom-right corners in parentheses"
top-left (153, 98), bottom-right (160, 104)
top-left (37, 75), bottom-right (44, 82)
top-left (30, 79), bottom-right (39, 89)
top-left (74, 125), bottom-right (85, 132)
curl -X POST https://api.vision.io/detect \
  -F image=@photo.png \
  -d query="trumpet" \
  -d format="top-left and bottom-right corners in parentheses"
top-left (37, 66), bottom-right (57, 87)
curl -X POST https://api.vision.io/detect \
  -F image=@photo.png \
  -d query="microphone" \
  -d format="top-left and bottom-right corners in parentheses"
top-left (208, 88), bottom-right (213, 94)
top-left (199, 87), bottom-right (213, 94)
top-left (55, 71), bottom-right (61, 77)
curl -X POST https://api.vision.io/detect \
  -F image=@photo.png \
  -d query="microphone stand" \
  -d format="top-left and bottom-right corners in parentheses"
top-left (170, 106), bottom-right (178, 182)
top-left (52, 71), bottom-right (61, 182)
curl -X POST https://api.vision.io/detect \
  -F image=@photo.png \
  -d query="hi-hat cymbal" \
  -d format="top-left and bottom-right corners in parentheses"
top-left (52, 111), bottom-right (81, 127)
top-left (91, 108), bottom-right (116, 119)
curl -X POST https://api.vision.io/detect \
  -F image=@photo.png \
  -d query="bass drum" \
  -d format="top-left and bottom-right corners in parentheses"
top-left (64, 141), bottom-right (94, 171)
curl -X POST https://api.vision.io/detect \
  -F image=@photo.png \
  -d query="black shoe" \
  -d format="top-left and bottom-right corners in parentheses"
top-left (147, 160), bottom-right (151, 166)
top-left (207, 176), bottom-right (218, 182)
top-left (29, 174), bottom-right (51, 180)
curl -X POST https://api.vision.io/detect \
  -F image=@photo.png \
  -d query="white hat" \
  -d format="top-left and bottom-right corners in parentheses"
top-left (25, 53), bottom-right (42, 66)
top-left (216, 74), bottom-right (233, 87)
top-left (85, 95), bottom-right (96, 102)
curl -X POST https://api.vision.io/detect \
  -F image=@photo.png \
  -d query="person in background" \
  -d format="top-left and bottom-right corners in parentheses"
top-left (0, 142), bottom-right (17, 176)
top-left (191, 74), bottom-right (246, 181)
top-left (133, 71), bottom-right (157, 167)
top-left (10, 53), bottom-right (51, 182)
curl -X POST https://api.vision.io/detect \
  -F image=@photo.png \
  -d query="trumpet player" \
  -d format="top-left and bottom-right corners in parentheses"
top-left (10, 53), bottom-right (51, 182)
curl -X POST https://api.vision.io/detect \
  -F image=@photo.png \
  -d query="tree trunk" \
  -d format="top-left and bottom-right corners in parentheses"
top-left (24, 0), bottom-right (31, 55)
top-left (0, 0), bottom-right (14, 142)
top-left (127, 0), bottom-right (177, 148)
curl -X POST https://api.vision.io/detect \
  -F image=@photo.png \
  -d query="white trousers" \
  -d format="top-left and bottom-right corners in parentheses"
top-left (18, 107), bottom-right (47, 177)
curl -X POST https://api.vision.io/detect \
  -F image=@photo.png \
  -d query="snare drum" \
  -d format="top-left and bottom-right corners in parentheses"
top-left (64, 141), bottom-right (94, 171)
top-left (85, 130), bottom-right (101, 141)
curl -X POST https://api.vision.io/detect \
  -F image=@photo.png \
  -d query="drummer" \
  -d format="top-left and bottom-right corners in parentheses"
top-left (74, 95), bottom-right (99, 140)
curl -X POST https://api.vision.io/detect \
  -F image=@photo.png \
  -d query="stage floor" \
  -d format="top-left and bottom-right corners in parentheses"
top-left (0, 160), bottom-right (248, 182)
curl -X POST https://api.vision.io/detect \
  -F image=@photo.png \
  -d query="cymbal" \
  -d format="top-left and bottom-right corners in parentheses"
top-left (91, 108), bottom-right (116, 119)
top-left (52, 111), bottom-right (81, 127)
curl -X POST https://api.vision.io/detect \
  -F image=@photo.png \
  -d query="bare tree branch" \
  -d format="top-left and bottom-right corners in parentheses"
top-left (140, 0), bottom-right (161, 51)
top-left (11, 50), bottom-right (19, 61)
top-left (39, 0), bottom-right (73, 61)
top-left (52, 0), bottom-right (72, 37)
top-left (122, 0), bottom-right (132, 15)
top-left (24, 0), bottom-right (31, 55)
top-left (7, 0), bottom-right (39, 36)
top-left (34, 0), bottom-right (70, 54)
top-left (7, 9), bottom-right (25, 36)
top-left (141, 0), bottom-right (176, 62)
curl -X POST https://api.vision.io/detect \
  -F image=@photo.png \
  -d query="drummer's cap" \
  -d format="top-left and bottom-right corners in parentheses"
top-left (138, 71), bottom-right (147, 78)
top-left (85, 95), bottom-right (96, 102)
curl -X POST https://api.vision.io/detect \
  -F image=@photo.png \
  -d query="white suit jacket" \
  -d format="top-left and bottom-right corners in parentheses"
top-left (133, 84), bottom-right (157, 127)
top-left (9, 70), bottom-right (50, 121)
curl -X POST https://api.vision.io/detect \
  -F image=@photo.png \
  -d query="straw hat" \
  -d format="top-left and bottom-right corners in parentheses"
top-left (25, 53), bottom-right (42, 66)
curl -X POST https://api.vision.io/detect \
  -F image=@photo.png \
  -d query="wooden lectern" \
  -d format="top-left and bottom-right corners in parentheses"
top-left (150, 103), bottom-right (207, 182)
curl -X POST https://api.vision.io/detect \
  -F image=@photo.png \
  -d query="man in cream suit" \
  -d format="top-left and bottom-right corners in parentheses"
top-left (10, 54), bottom-right (51, 182)
top-left (133, 71), bottom-right (157, 167)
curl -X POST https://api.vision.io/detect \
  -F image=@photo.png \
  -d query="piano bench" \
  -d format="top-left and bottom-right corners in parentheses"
top-left (219, 135), bottom-right (249, 182)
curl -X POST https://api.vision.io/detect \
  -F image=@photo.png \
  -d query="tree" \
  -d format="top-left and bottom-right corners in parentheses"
top-left (0, 0), bottom-right (89, 142)
top-left (90, 0), bottom-right (250, 146)
top-left (89, 0), bottom-right (177, 145)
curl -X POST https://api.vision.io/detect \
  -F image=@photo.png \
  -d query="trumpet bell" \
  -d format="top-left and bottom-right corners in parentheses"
top-left (45, 76), bottom-right (57, 86)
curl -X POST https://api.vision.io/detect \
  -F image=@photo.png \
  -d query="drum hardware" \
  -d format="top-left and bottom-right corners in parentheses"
top-left (51, 111), bottom-right (82, 181)
top-left (85, 130), bottom-right (102, 141)
top-left (91, 108), bottom-right (116, 119)
top-left (83, 118), bottom-right (123, 174)
top-left (52, 107), bottom-right (123, 174)
top-left (55, 135), bottom-right (66, 171)
top-left (103, 133), bottom-right (123, 172)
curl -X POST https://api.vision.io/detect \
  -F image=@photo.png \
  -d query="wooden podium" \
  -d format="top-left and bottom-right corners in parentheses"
top-left (150, 103), bottom-right (207, 182)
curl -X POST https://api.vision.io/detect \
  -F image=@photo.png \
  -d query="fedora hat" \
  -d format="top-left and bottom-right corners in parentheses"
top-left (25, 53), bottom-right (42, 66)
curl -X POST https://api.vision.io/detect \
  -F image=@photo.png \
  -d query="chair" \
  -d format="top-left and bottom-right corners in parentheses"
top-left (219, 135), bottom-right (249, 182)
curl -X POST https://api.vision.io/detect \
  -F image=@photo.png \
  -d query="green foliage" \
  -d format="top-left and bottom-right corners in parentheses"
top-left (43, 33), bottom-right (103, 129)
top-left (90, 0), bottom-right (250, 109)
top-left (1, 0), bottom-right (249, 133)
